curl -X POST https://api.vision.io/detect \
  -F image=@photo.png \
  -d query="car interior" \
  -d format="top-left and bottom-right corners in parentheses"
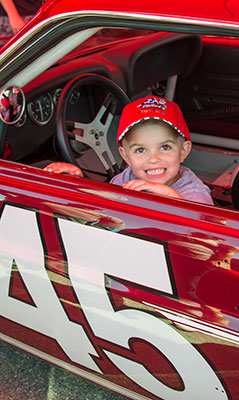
top-left (1, 27), bottom-right (239, 210)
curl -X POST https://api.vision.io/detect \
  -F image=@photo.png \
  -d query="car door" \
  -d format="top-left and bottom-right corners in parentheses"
top-left (0, 160), bottom-right (238, 400)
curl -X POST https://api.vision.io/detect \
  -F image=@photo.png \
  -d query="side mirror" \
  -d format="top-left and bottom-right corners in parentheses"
top-left (0, 86), bottom-right (25, 124)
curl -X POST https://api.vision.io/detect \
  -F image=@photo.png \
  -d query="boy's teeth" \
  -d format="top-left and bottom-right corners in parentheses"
top-left (146, 168), bottom-right (165, 175)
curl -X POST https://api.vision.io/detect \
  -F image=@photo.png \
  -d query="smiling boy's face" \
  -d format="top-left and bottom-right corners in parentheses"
top-left (119, 120), bottom-right (192, 186)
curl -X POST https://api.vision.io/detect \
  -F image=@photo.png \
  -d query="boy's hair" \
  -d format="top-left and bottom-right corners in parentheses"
top-left (117, 96), bottom-right (190, 144)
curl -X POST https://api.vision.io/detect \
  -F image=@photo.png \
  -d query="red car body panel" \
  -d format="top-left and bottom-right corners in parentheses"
top-left (1, 0), bottom-right (239, 55)
top-left (0, 161), bottom-right (239, 399)
top-left (41, 0), bottom-right (239, 21)
top-left (37, 0), bottom-right (239, 22)
top-left (0, 0), bottom-right (239, 398)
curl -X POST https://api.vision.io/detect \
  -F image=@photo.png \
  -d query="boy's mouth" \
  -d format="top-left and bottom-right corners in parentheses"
top-left (145, 168), bottom-right (166, 176)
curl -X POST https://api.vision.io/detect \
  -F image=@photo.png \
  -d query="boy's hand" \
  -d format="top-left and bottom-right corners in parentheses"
top-left (9, 14), bottom-right (25, 33)
top-left (44, 162), bottom-right (83, 177)
top-left (122, 179), bottom-right (183, 199)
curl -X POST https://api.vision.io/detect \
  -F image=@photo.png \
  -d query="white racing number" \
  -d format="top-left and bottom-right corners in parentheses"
top-left (0, 204), bottom-right (228, 399)
top-left (0, 205), bottom-right (100, 372)
top-left (60, 218), bottom-right (228, 400)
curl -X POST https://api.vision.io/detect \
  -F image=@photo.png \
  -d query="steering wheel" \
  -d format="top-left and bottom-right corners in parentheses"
top-left (56, 74), bottom-right (130, 179)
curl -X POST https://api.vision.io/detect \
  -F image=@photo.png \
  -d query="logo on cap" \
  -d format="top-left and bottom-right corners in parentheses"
top-left (137, 97), bottom-right (167, 112)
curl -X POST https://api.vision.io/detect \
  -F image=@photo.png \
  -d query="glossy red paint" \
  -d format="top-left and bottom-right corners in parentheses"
top-left (0, 161), bottom-right (239, 398)
top-left (0, 1), bottom-right (239, 398)
top-left (2, 0), bottom-right (239, 53)
top-left (41, 0), bottom-right (239, 22)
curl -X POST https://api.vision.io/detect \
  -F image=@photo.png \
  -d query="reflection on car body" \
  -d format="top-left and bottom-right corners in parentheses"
top-left (0, 1), bottom-right (239, 399)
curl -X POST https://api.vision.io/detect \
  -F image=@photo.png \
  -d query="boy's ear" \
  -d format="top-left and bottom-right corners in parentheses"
top-left (119, 145), bottom-right (129, 164)
top-left (180, 140), bottom-right (192, 162)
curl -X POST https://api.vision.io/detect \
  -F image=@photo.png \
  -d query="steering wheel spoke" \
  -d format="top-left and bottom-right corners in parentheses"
top-left (72, 122), bottom-right (119, 172)
top-left (56, 74), bottom-right (129, 178)
top-left (95, 92), bottom-right (118, 131)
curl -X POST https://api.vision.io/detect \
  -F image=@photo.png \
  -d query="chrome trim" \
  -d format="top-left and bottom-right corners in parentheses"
top-left (143, 301), bottom-right (239, 345)
top-left (0, 18), bottom-right (70, 68)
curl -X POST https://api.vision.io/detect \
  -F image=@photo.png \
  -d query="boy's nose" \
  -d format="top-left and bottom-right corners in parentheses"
top-left (148, 151), bottom-right (161, 162)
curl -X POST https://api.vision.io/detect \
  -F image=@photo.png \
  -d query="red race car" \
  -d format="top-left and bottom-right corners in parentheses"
top-left (0, 0), bottom-right (239, 399)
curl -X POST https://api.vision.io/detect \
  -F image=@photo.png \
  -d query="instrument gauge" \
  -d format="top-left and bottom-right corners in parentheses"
top-left (69, 90), bottom-right (80, 105)
top-left (53, 88), bottom-right (62, 105)
top-left (27, 93), bottom-right (54, 125)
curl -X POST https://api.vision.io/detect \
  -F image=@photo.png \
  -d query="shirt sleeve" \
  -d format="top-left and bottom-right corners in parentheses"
top-left (171, 166), bottom-right (214, 205)
top-left (110, 167), bottom-right (135, 186)
top-left (179, 186), bottom-right (214, 205)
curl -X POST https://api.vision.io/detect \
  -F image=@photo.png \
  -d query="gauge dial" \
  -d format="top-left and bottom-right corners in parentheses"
top-left (27, 93), bottom-right (54, 125)
top-left (53, 88), bottom-right (62, 105)
top-left (69, 89), bottom-right (80, 105)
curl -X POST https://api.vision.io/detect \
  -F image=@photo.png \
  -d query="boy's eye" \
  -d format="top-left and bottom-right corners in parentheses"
top-left (161, 144), bottom-right (171, 151)
top-left (135, 147), bottom-right (145, 154)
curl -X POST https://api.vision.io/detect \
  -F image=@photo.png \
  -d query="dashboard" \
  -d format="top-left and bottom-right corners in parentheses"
top-left (4, 31), bottom-right (202, 165)
top-left (26, 89), bottom-right (81, 126)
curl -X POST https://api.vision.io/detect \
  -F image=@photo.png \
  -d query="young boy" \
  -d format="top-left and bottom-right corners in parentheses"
top-left (44, 95), bottom-right (213, 205)
top-left (110, 95), bottom-right (214, 204)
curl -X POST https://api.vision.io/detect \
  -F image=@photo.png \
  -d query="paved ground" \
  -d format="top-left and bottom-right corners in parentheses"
top-left (0, 341), bottom-right (127, 400)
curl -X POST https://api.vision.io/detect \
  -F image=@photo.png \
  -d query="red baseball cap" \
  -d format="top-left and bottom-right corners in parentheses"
top-left (117, 96), bottom-right (190, 143)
